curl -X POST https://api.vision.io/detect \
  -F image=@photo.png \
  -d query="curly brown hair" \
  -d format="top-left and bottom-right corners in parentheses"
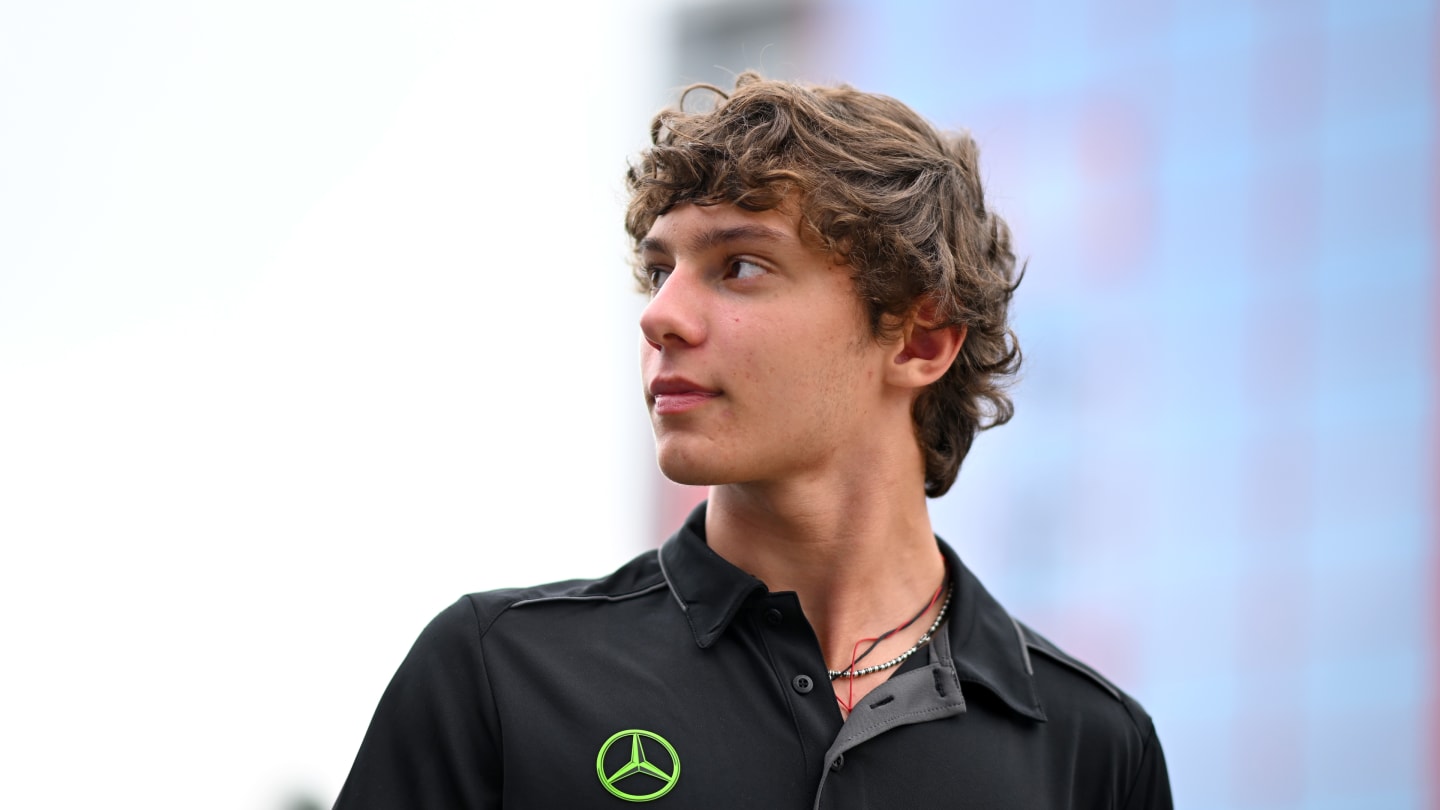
top-left (625, 72), bottom-right (1023, 497)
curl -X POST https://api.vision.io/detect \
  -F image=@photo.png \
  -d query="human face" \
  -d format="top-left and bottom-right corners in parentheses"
top-left (638, 202), bottom-right (895, 488)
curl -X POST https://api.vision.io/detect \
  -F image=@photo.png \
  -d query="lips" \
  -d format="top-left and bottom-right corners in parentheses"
top-left (648, 377), bottom-right (720, 415)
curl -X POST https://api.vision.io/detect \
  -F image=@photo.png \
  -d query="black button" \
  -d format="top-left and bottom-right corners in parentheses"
top-left (764, 608), bottom-right (783, 626)
top-left (792, 674), bottom-right (814, 694)
top-left (830, 754), bottom-right (845, 772)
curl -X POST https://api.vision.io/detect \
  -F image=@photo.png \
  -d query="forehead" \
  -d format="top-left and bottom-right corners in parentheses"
top-left (639, 202), bottom-right (807, 255)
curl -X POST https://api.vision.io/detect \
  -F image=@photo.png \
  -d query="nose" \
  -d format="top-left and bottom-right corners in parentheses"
top-left (639, 268), bottom-right (706, 351)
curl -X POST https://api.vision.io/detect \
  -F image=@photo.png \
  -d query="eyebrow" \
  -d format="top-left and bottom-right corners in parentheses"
top-left (638, 224), bottom-right (792, 257)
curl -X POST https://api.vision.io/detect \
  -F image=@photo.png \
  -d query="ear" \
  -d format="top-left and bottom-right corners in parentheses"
top-left (886, 307), bottom-right (966, 391)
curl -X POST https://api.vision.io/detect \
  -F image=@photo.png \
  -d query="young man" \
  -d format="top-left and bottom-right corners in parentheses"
top-left (335, 73), bottom-right (1172, 809)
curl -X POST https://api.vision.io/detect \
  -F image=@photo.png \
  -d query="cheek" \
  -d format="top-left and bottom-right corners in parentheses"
top-left (638, 341), bottom-right (662, 383)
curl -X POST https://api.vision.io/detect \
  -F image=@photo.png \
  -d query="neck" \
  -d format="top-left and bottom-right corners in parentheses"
top-left (705, 471), bottom-right (947, 674)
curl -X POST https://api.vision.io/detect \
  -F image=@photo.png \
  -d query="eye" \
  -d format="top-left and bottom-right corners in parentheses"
top-left (728, 259), bottom-right (765, 280)
top-left (647, 267), bottom-right (671, 293)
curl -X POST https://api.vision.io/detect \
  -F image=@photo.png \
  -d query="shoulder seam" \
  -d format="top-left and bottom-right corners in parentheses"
top-left (463, 595), bottom-right (505, 741)
top-left (1117, 713), bottom-right (1159, 810)
top-left (466, 573), bottom-right (668, 637)
top-left (1016, 621), bottom-right (1121, 702)
top-left (509, 579), bottom-right (669, 609)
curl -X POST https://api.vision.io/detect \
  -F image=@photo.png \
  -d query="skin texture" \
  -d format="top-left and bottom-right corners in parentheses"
top-left (639, 202), bottom-right (886, 490)
top-left (639, 201), bottom-right (967, 713)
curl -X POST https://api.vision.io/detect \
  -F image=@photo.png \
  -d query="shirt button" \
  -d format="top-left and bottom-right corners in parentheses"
top-left (764, 608), bottom-right (783, 626)
top-left (792, 674), bottom-right (814, 694)
top-left (830, 754), bottom-right (845, 772)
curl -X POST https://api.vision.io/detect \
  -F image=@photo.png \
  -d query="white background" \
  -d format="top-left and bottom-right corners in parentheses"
top-left (0, 1), bottom-right (669, 805)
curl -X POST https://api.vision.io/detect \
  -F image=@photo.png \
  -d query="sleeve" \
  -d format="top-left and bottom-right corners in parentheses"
top-left (1119, 718), bottom-right (1173, 810)
top-left (333, 597), bottom-right (502, 810)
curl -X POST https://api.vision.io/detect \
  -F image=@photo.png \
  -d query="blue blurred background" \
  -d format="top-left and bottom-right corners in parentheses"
top-left (655, 2), bottom-right (1436, 808)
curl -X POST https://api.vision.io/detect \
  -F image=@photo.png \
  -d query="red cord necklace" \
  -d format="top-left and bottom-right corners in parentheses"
top-left (829, 574), bottom-right (952, 714)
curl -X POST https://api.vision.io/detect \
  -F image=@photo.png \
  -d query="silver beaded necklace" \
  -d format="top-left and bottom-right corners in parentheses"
top-left (827, 581), bottom-right (954, 681)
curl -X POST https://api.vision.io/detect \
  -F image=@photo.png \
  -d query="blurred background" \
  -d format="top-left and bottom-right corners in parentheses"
top-left (0, 0), bottom-right (1432, 808)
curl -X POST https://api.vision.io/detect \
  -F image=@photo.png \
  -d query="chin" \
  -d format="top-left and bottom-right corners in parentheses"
top-left (654, 438), bottom-right (735, 487)
top-left (655, 454), bottom-right (724, 487)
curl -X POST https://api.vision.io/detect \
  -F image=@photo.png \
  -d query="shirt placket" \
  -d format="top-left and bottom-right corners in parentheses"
top-left (810, 629), bottom-right (968, 810)
top-left (746, 591), bottom-right (844, 800)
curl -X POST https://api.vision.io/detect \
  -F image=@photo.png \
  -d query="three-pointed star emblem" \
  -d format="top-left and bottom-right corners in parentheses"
top-left (596, 729), bottom-right (681, 802)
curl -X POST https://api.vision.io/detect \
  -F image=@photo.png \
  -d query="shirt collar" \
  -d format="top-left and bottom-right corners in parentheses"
top-left (937, 539), bottom-right (1047, 721)
top-left (656, 501), bottom-right (767, 649)
top-left (658, 500), bottom-right (1046, 722)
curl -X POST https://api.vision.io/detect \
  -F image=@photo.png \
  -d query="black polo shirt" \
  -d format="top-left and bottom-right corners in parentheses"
top-left (336, 503), bottom-right (1172, 809)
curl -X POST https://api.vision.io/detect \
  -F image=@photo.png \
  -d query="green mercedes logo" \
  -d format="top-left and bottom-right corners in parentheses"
top-left (596, 728), bottom-right (681, 802)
